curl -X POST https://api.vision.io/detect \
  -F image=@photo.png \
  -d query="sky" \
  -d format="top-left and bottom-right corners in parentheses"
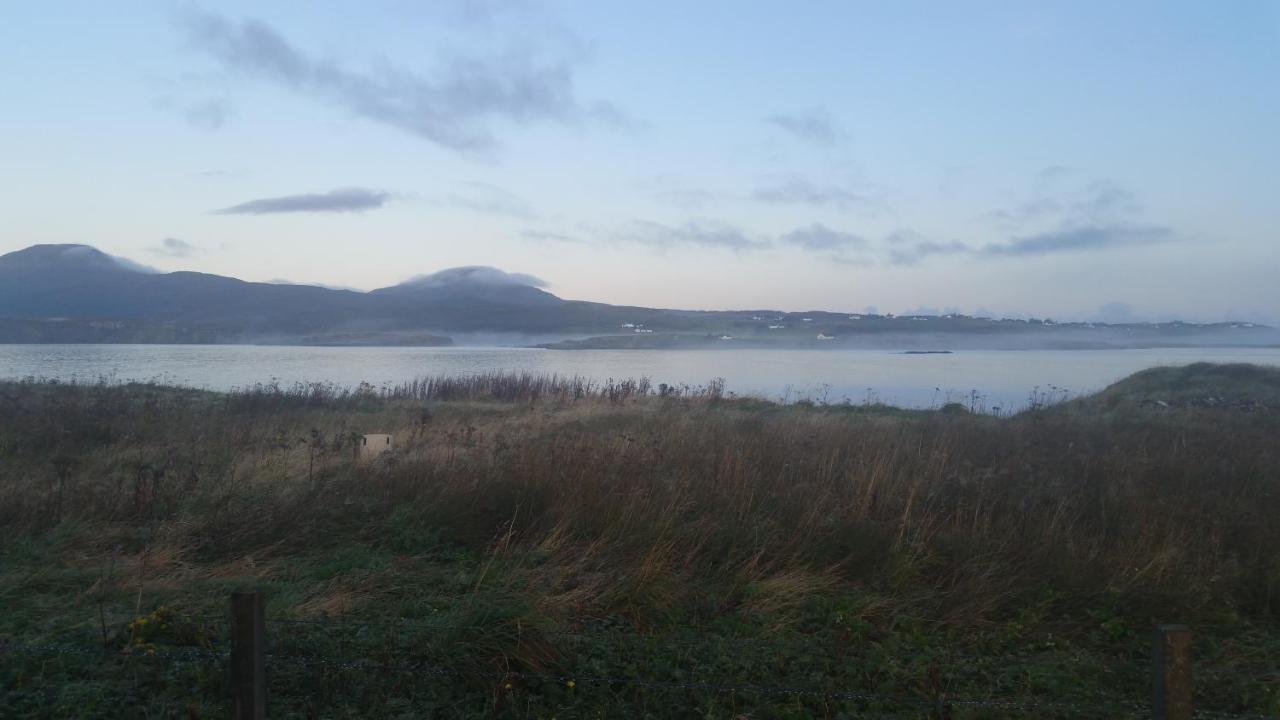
top-left (2, 1), bottom-right (1277, 323)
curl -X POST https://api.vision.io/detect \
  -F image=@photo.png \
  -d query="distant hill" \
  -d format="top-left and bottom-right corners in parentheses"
top-left (1060, 362), bottom-right (1280, 413)
top-left (1, 243), bottom-right (1277, 348)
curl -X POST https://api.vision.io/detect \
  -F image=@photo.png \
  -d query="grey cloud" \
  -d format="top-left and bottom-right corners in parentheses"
top-left (148, 237), bottom-right (202, 258)
top-left (881, 221), bottom-right (1174, 265)
top-left (983, 197), bottom-right (1063, 227)
top-left (888, 237), bottom-right (970, 266)
top-left (441, 182), bottom-right (536, 219)
top-left (60, 245), bottom-right (162, 274)
top-left (780, 223), bottom-right (867, 252)
top-left (885, 229), bottom-right (927, 246)
top-left (112, 257), bottom-right (161, 274)
top-left (183, 97), bottom-right (234, 130)
top-left (883, 229), bottom-right (969, 266)
top-left (980, 224), bottom-right (1174, 257)
top-left (653, 188), bottom-right (715, 210)
top-left (1066, 181), bottom-right (1140, 223)
top-left (616, 220), bottom-right (767, 252)
top-left (985, 176), bottom-right (1141, 229)
top-left (766, 107), bottom-right (843, 146)
top-left (1036, 165), bottom-right (1073, 183)
top-left (153, 88), bottom-right (233, 131)
top-left (522, 229), bottom-right (584, 244)
top-left (588, 100), bottom-right (648, 132)
top-left (214, 188), bottom-right (390, 214)
top-left (181, 10), bottom-right (621, 153)
top-left (754, 178), bottom-right (872, 213)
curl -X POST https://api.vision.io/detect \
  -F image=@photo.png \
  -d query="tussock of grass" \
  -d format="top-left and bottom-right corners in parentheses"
top-left (1, 367), bottom-right (1278, 717)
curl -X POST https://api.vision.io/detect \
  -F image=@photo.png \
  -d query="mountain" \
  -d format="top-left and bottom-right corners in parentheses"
top-left (0, 244), bottom-right (637, 342)
top-left (0, 245), bottom-right (371, 337)
top-left (1, 244), bottom-right (1276, 348)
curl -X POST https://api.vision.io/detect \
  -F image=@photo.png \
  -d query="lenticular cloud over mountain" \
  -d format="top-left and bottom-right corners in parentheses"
top-left (400, 266), bottom-right (548, 289)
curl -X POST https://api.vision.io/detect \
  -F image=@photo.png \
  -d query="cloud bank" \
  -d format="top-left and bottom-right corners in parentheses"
top-left (754, 178), bottom-right (873, 213)
top-left (181, 9), bottom-right (620, 153)
top-left (405, 265), bottom-right (547, 288)
top-left (980, 224), bottom-right (1174, 257)
top-left (214, 188), bottom-right (390, 215)
top-left (440, 182), bottom-right (537, 219)
top-left (182, 97), bottom-right (233, 130)
top-left (766, 107), bottom-right (844, 146)
top-left (886, 231), bottom-right (969, 266)
top-left (780, 223), bottom-right (867, 252)
top-left (148, 237), bottom-right (202, 258)
top-left (614, 220), bottom-right (768, 252)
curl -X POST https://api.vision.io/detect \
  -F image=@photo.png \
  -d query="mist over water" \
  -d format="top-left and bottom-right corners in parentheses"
top-left (4, 345), bottom-right (1279, 411)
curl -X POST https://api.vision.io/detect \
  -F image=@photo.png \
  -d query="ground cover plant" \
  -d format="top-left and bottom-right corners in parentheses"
top-left (1, 365), bottom-right (1278, 718)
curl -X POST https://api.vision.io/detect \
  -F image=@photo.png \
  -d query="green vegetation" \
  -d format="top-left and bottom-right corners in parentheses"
top-left (1066, 362), bottom-right (1280, 413)
top-left (1, 366), bottom-right (1278, 718)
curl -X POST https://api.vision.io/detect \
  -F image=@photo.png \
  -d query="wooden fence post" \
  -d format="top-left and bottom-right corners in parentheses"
top-left (1152, 625), bottom-right (1192, 720)
top-left (231, 590), bottom-right (267, 719)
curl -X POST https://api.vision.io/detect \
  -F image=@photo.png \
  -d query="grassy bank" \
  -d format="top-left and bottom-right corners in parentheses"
top-left (1, 365), bottom-right (1278, 718)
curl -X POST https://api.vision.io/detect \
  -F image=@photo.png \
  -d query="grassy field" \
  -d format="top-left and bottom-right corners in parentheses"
top-left (1, 365), bottom-right (1278, 718)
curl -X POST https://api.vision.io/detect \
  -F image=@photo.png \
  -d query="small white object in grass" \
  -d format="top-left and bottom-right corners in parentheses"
top-left (359, 434), bottom-right (393, 460)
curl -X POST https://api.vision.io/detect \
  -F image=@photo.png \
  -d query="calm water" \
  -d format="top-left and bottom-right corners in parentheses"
top-left (2, 345), bottom-right (1278, 410)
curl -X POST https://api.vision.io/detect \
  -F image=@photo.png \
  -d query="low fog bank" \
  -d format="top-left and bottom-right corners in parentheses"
top-left (536, 326), bottom-right (1280, 351)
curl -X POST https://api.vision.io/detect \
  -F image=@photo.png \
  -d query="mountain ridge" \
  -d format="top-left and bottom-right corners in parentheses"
top-left (1, 244), bottom-right (1275, 348)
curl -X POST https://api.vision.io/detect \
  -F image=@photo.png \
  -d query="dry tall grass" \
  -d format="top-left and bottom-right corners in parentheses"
top-left (2, 367), bottom-right (1277, 631)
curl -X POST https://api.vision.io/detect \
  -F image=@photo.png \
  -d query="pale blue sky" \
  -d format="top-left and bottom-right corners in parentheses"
top-left (2, 1), bottom-right (1277, 322)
